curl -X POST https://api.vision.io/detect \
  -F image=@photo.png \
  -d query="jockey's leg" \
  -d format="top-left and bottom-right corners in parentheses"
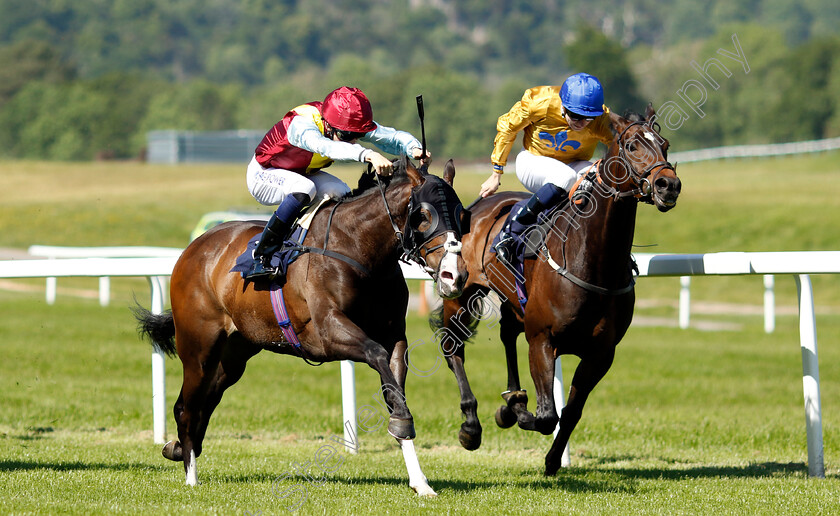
top-left (244, 157), bottom-right (317, 281)
top-left (494, 151), bottom-right (586, 264)
top-left (494, 182), bottom-right (566, 265)
top-left (245, 192), bottom-right (310, 281)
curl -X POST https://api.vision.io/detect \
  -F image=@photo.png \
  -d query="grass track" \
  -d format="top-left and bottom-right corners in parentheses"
top-left (1, 153), bottom-right (840, 513)
top-left (1, 292), bottom-right (839, 514)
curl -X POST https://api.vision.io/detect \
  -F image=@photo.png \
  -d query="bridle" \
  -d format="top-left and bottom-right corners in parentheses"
top-left (600, 116), bottom-right (676, 205)
top-left (375, 171), bottom-right (465, 282)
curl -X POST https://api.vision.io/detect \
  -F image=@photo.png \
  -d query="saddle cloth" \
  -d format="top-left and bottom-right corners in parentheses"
top-left (230, 196), bottom-right (331, 280)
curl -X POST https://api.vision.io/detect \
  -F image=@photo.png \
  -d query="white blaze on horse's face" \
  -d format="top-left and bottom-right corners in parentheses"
top-left (436, 231), bottom-right (463, 299)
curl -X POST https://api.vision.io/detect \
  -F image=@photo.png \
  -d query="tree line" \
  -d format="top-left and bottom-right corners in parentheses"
top-left (0, 0), bottom-right (838, 161)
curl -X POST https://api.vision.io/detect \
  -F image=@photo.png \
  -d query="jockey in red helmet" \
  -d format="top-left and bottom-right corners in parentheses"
top-left (479, 73), bottom-right (613, 265)
top-left (245, 86), bottom-right (431, 281)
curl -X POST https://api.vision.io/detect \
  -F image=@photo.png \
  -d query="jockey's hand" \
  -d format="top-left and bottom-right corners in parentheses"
top-left (479, 171), bottom-right (502, 198)
top-left (411, 147), bottom-right (432, 167)
top-left (365, 152), bottom-right (394, 176)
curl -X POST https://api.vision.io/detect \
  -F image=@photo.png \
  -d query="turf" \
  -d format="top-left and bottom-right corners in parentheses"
top-left (1, 154), bottom-right (840, 514)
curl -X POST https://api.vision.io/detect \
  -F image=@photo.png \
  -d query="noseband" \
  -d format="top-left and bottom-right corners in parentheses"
top-left (375, 173), bottom-right (464, 281)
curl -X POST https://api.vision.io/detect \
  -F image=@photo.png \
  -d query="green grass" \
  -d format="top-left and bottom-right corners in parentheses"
top-left (1, 291), bottom-right (839, 515)
top-left (1, 154), bottom-right (840, 513)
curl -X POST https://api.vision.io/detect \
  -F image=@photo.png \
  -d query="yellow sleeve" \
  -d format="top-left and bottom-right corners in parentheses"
top-left (491, 88), bottom-right (539, 168)
top-left (594, 107), bottom-right (614, 146)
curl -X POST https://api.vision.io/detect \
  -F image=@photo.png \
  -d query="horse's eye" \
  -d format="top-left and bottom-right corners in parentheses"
top-left (626, 142), bottom-right (637, 152)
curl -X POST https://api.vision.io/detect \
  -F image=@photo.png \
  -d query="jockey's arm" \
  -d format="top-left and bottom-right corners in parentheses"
top-left (287, 115), bottom-right (372, 163)
top-left (362, 124), bottom-right (425, 159)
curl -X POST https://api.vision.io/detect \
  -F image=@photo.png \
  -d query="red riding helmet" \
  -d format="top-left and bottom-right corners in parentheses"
top-left (321, 86), bottom-right (377, 133)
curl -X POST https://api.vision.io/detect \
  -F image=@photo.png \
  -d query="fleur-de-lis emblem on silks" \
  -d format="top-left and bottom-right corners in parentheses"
top-left (539, 130), bottom-right (581, 152)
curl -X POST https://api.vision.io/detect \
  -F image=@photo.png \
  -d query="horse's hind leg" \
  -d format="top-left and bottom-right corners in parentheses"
top-left (544, 346), bottom-right (616, 476)
top-left (170, 326), bottom-right (228, 485)
top-left (192, 339), bottom-right (260, 449)
top-left (163, 339), bottom-right (258, 480)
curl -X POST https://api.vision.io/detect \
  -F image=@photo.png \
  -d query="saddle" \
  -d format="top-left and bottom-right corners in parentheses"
top-left (230, 197), bottom-right (330, 285)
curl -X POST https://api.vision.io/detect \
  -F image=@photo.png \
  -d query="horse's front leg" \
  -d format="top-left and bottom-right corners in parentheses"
top-left (391, 337), bottom-right (436, 497)
top-left (438, 297), bottom-right (482, 450)
top-left (320, 309), bottom-right (435, 497)
top-left (523, 333), bottom-right (560, 436)
top-left (495, 306), bottom-right (533, 430)
top-left (544, 345), bottom-right (616, 476)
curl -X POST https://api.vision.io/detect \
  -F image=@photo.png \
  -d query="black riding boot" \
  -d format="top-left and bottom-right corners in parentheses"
top-left (244, 194), bottom-right (307, 281)
top-left (494, 183), bottom-right (566, 265)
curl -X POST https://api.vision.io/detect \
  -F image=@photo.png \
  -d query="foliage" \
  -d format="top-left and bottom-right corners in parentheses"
top-left (0, 2), bottom-right (839, 159)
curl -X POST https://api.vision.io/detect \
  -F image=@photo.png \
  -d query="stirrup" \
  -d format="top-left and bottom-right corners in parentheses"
top-left (494, 235), bottom-right (516, 264)
top-left (571, 178), bottom-right (593, 205)
top-left (244, 258), bottom-right (278, 281)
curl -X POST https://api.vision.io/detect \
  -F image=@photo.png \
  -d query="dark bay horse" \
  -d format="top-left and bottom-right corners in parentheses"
top-left (432, 106), bottom-right (681, 475)
top-left (135, 158), bottom-right (468, 495)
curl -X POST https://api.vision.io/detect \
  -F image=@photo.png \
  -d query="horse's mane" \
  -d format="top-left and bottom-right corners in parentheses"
top-left (341, 158), bottom-right (413, 202)
top-left (622, 110), bottom-right (646, 123)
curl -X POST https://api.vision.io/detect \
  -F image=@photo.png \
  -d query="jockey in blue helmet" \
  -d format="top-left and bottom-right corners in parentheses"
top-left (480, 73), bottom-right (613, 265)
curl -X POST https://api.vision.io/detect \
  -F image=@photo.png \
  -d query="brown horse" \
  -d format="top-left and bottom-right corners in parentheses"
top-left (432, 106), bottom-right (681, 475)
top-left (135, 158), bottom-right (468, 495)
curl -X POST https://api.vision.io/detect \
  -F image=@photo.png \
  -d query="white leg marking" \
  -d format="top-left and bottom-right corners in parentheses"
top-left (400, 439), bottom-right (436, 497)
top-left (185, 449), bottom-right (198, 486)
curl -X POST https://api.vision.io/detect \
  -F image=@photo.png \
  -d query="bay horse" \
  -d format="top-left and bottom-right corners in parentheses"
top-left (431, 106), bottom-right (681, 475)
top-left (135, 158), bottom-right (468, 496)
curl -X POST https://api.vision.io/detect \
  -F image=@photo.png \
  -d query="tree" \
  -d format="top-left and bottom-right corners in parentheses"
top-left (563, 25), bottom-right (646, 114)
top-left (0, 39), bottom-right (74, 105)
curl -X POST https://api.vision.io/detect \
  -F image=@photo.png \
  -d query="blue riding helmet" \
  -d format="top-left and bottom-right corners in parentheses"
top-left (560, 73), bottom-right (605, 117)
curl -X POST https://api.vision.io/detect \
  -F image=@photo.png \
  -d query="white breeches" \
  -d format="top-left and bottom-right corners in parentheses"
top-left (246, 155), bottom-right (351, 206)
top-left (514, 150), bottom-right (594, 193)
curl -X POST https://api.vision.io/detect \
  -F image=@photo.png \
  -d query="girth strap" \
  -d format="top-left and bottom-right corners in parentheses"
top-left (542, 245), bottom-right (635, 296)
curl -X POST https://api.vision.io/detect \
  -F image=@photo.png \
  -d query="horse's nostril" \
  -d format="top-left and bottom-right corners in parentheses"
top-left (440, 271), bottom-right (454, 282)
top-left (656, 177), bottom-right (680, 194)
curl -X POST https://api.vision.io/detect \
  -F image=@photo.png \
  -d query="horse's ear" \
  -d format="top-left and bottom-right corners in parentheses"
top-left (609, 111), bottom-right (629, 134)
top-left (443, 159), bottom-right (456, 186)
top-left (405, 156), bottom-right (424, 187)
top-left (645, 102), bottom-right (656, 120)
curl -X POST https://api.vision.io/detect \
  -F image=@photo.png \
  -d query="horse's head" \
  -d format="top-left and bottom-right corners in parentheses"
top-left (401, 158), bottom-right (469, 299)
top-left (604, 104), bottom-right (681, 212)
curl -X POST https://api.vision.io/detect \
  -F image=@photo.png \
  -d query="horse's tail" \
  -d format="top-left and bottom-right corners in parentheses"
top-left (132, 303), bottom-right (177, 357)
top-left (429, 296), bottom-right (482, 345)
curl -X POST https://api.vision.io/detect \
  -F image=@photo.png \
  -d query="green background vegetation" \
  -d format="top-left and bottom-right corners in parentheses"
top-left (1, 1), bottom-right (840, 161)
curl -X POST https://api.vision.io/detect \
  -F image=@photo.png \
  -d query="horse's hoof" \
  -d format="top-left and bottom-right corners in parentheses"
top-left (458, 424), bottom-right (482, 450)
top-left (495, 405), bottom-right (517, 429)
top-left (162, 440), bottom-right (183, 462)
top-left (544, 460), bottom-right (561, 477)
top-left (501, 389), bottom-right (528, 406)
top-left (388, 417), bottom-right (416, 440)
top-left (516, 410), bottom-right (536, 429)
top-left (412, 483), bottom-right (438, 497)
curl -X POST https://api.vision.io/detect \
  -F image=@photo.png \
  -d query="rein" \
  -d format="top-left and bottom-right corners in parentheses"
top-left (540, 119), bottom-right (672, 296)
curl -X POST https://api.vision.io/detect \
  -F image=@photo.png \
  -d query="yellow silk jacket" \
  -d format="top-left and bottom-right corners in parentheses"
top-left (491, 85), bottom-right (613, 168)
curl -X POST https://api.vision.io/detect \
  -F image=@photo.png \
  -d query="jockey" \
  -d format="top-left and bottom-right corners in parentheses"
top-left (479, 73), bottom-right (614, 265)
top-left (245, 86), bottom-right (430, 281)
